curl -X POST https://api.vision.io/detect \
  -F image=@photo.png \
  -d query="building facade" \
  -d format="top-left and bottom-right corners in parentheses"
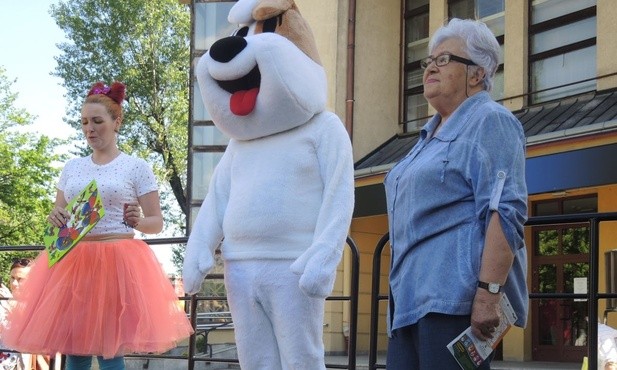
top-left (188, 0), bottom-right (617, 364)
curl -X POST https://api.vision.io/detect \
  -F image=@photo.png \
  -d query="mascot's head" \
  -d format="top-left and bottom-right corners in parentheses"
top-left (196, 0), bottom-right (327, 141)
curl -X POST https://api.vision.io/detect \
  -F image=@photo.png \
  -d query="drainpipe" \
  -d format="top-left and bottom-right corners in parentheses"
top-left (342, 0), bottom-right (357, 354)
top-left (345, 0), bottom-right (356, 141)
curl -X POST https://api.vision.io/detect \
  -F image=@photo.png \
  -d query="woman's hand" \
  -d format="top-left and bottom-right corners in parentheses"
top-left (470, 288), bottom-right (502, 341)
top-left (125, 192), bottom-right (163, 234)
top-left (123, 201), bottom-right (142, 228)
top-left (47, 206), bottom-right (70, 227)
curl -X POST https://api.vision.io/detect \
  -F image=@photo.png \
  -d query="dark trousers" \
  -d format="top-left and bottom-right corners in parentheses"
top-left (386, 313), bottom-right (493, 370)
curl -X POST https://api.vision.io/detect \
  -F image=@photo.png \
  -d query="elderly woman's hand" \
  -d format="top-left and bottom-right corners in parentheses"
top-left (47, 206), bottom-right (70, 227)
top-left (470, 289), bottom-right (502, 341)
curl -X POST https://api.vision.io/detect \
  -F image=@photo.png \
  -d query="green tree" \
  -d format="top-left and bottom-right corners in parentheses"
top-left (0, 67), bottom-right (64, 281)
top-left (50, 0), bottom-right (191, 234)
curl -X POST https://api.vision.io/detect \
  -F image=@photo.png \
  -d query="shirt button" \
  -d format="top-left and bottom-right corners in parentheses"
top-left (497, 171), bottom-right (505, 179)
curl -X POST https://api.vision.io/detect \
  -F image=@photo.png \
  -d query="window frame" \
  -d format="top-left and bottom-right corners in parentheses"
top-left (402, 2), bottom-right (430, 133)
top-left (527, 3), bottom-right (597, 104)
top-left (188, 1), bottom-right (236, 231)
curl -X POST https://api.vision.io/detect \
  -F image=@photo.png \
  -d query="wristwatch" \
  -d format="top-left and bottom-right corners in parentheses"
top-left (477, 281), bottom-right (502, 294)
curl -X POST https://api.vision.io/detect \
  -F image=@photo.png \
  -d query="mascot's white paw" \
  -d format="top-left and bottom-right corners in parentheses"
top-left (182, 250), bottom-right (215, 295)
top-left (290, 245), bottom-right (343, 298)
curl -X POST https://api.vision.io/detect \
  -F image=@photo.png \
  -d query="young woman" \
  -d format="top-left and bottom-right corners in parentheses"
top-left (3, 82), bottom-right (193, 370)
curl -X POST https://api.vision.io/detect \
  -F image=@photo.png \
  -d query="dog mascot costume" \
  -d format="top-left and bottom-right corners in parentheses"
top-left (182, 0), bottom-right (355, 368)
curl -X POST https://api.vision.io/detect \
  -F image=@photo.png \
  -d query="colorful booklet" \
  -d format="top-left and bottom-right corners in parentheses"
top-left (447, 293), bottom-right (518, 370)
top-left (43, 179), bottom-right (105, 267)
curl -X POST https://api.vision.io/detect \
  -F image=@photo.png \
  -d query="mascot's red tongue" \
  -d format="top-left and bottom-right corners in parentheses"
top-left (230, 87), bottom-right (260, 116)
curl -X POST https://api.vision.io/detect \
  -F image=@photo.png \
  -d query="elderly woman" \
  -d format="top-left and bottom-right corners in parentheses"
top-left (384, 18), bottom-right (528, 369)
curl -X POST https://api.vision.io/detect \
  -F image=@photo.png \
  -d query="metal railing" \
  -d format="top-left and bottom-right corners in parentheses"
top-left (368, 233), bottom-right (390, 370)
top-left (177, 236), bottom-right (360, 370)
top-left (0, 236), bottom-right (360, 370)
top-left (367, 212), bottom-right (617, 370)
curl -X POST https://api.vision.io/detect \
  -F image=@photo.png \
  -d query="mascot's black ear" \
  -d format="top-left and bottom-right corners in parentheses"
top-left (233, 26), bottom-right (250, 37)
top-left (262, 15), bottom-right (281, 33)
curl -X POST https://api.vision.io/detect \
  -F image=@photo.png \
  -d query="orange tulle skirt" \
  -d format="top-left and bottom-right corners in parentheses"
top-left (3, 239), bottom-right (193, 359)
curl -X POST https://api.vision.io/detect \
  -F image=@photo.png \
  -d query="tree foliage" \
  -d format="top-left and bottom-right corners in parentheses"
top-left (0, 68), bottom-right (64, 281)
top-left (50, 0), bottom-right (191, 230)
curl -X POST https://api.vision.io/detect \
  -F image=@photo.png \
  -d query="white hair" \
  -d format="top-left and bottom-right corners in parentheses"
top-left (428, 18), bottom-right (500, 92)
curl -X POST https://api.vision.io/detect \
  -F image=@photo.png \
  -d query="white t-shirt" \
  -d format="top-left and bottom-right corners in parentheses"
top-left (57, 153), bottom-right (158, 235)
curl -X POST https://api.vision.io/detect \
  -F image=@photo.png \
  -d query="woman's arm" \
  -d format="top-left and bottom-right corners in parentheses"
top-left (471, 212), bottom-right (514, 340)
top-left (125, 191), bottom-right (164, 234)
top-left (469, 109), bottom-right (527, 339)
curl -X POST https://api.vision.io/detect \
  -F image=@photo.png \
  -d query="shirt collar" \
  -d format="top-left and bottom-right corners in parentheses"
top-left (421, 91), bottom-right (491, 141)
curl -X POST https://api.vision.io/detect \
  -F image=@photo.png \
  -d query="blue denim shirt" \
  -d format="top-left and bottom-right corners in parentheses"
top-left (384, 92), bottom-right (528, 334)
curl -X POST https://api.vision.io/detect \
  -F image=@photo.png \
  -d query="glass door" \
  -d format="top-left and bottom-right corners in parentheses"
top-left (531, 195), bottom-right (597, 362)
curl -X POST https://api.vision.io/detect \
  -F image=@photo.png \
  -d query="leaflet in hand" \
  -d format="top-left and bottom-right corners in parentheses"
top-left (447, 293), bottom-right (517, 370)
top-left (43, 179), bottom-right (105, 267)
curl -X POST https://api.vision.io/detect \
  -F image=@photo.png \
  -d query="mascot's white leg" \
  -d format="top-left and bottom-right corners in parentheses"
top-left (225, 260), bottom-right (327, 370)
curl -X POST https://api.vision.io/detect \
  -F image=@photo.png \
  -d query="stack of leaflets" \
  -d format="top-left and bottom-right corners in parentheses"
top-left (447, 294), bottom-right (517, 370)
top-left (43, 179), bottom-right (105, 267)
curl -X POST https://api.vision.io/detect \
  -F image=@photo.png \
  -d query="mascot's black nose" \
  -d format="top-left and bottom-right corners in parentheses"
top-left (209, 36), bottom-right (247, 63)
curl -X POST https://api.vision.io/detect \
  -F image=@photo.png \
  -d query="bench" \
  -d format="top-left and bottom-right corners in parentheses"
top-left (193, 311), bottom-right (234, 357)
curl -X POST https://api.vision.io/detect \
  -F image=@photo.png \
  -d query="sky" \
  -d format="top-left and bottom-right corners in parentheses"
top-left (0, 1), bottom-right (175, 274)
top-left (0, 1), bottom-right (72, 140)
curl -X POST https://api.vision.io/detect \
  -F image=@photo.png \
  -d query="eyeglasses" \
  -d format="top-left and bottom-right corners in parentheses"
top-left (420, 53), bottom-right (477, 69)
top-left (11, 258), bottom-right (32, 268)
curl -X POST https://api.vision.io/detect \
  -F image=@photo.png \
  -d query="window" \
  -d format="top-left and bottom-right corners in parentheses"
top-left (529, 0), bottom-right (596, 104)
top-left (191, 152), bottom-right (225, 201)
top-left (403, 1), bottom-right (506, 131)
top-left (449, 0), bottom-right (505, 101)
top-left (194, 2), bottom-right (237, 51)
top-left (402, 0), bottom-right (430, 132)
top-left (449, 0), bottom-right (504, 20)
top-left (189, 1), bottom-right (236, 230)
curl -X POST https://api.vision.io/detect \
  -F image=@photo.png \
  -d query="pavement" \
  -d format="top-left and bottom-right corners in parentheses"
top-left (119, 350), bottom-right (583, 370)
